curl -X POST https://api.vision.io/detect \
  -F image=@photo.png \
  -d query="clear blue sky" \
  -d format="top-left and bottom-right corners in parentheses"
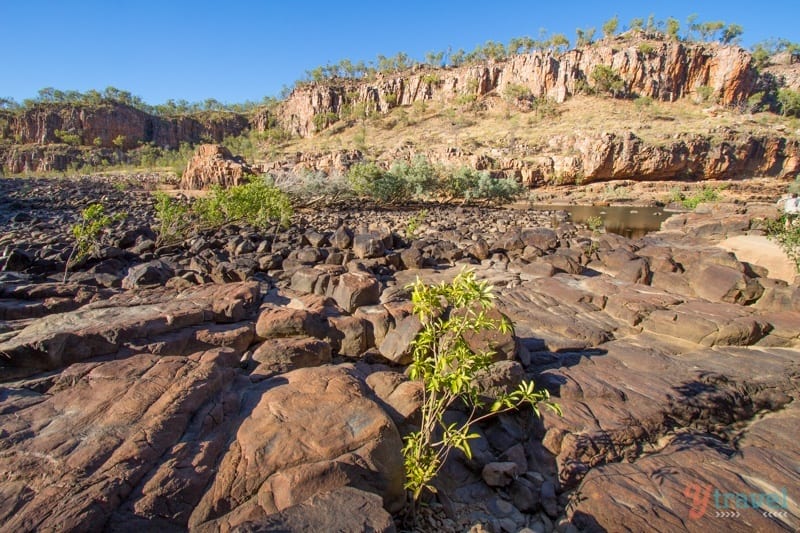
top-left (2, 1), bottom-right (798, 106)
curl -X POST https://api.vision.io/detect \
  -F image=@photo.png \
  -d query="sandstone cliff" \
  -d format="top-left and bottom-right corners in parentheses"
top-left (272, 38), bottom-right (757, 137)
top-left (9, 103), bottom-right (249, 149)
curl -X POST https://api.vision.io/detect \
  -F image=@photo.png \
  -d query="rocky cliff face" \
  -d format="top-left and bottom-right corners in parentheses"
top-left (264, 130), bottom-right (800, 185)
top-left (274, 38), bottom-right (757, 137)
top-left (9, 103), bottom-right (249, 149)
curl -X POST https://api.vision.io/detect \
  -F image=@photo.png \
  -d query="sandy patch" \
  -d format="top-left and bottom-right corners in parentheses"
top-left (717, 235), bottom-right (797, 284)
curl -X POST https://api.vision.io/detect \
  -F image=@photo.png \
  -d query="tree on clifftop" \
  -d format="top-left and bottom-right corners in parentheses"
top-left (602, 16), bottom-right (619, 38)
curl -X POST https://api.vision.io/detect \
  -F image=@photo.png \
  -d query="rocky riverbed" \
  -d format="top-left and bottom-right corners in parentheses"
top-left (1, 175), bottom-right (798, 532)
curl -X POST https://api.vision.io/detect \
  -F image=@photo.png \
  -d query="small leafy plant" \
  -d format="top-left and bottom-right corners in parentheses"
top-left (586, 215), bottom-right (604, 232)
top-left (64, 203), bottom-right (121, 282)
top-left (152, 192), bottom-right (190, 246)
top-left (405, 209), bottom-right (428, 240)
top-left (680, 185), bottom-right (722, 209)
top-left (402, 270), bottom-right (561, 503)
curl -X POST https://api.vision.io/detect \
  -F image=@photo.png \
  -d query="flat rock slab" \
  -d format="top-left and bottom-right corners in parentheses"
top-left (0, 348), bottom-right (239, 531)
top-left (0, 282), bottom-right (260, 374)
top-left (569, 401), bottom-right (800, 532)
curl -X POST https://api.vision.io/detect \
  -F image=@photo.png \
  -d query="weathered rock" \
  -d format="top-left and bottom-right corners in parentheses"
top-left (0, 347), bottom-right (240, 531)
top-left (378, 314), bottom-right (422, 365)
top-left (249, 336), bottom-right (332, 378)
top-left (1, 248), bottom-right (34, 271)
top-left (180, 144), bottom-right (253, 190)
top-left (188, 365), bottom-right (405, 529)
top-left (332, 225), bottom-right (354, 249)
top-left (473, 360), bottom-right (525, 399)
top-left (331, 272), bottom-right (381, 313)
top-left (0, 282), bottom-right (260, 373)
top-left (327, 315), bottom-right (369, 356)
top-left (482, 462), bottom-right (520, 487)
top-left (687, 263), bottom-right (763, 305)
top-left (232, 487), bottom-right (396, 533)
top-left (353, 233), bottom-right (386, 259)
top-left (254, 307), bottom-right (329, 340)
top-left (121, 259), bottom-right (175, 289)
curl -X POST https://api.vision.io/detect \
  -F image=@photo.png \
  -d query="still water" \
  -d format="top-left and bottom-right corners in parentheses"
top-left (531, 204), bottom-right (669, 239)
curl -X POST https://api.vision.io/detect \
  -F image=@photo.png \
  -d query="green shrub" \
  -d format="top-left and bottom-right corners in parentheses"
top-left (55, 129), bottom-right (81, 146)
top-left (503, 84), bottom-right (533, 104)
top-left (389, 156), bottom-right (438, 197)
top-left (112, 135), bottom-right (126, 149)
top-left (681, 185), bottom-right (722, 209)
top-left (637, 43), bottom-right (655, 55)
top-left (153, 192), bottom-right (191, 246)
top-left (586, 215), bottom-right (604, 231)
top-left (442, 166), bottom-right (483, 199)
top-left (65, 203), bottom-right (121, 282)
top-left (777, 89), bottom-right (800, 117)
top-left (695, 85), bottom-right (716, 103)
top-left (312, 111), bottom-right (339, 131)
top-left (591, 65), bottom-right (625, 97)
top-left (402, 270), bottom-right (560, 502)
top-left (347, 162), bottom-right (409, 203)
top-left (764, 215), bottom-right (800, 272)
top-left (532, 97), bottom-right (559, 119)
top-left (470, 174), bottom-right (523, 203)
top-left (195, 177), bottom-right (293, 229)
top-left (405, 209), bottom-right (428, 239)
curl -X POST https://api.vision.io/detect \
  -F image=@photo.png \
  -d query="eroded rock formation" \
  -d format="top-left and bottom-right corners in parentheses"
top-left (180, 144), bottom-right (254, 189)
top-left (273, 39), bottom-right (756, 137)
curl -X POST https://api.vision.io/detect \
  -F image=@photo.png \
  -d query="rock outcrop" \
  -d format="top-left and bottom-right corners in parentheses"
top-left (7, 103), bottom-right (249, 149)
top-left (274, 38), bottom-right (756, 137)
top-left (180, 144), bottom-right (254, 189)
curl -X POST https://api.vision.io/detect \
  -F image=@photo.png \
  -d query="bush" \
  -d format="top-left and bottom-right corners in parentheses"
top-left (764, 215), bottom-right (800, 272)
top-left (470, 174), bottom-right (523, 203)
top-left (442, 166), bottom-right (482, 199)
top-left (405, 209), bottom-right (428, 239)
top-left (312, 111), bottom-right (339, 131)
top-left (777, 89), bottom-right (800, 117)
top-left (591, 65), bottom-right (625, 97)
top-left (402, 270), bottom-right (560, 502)
top-left (389, 156), bottom-right (438, 197)
top-left (194, 177), bottom-right (293, 229)
top-left (55, 129), bottom-right (81, 146)
top-left (680, 185), bottom-right (722, 209)
top-left (65, 203), bottom-right (121, 282)
top-left (152, 192), bottom-right (191, 246)
top-left (347, 162), bottom-right (409, 203)
top-left (637, 43), bottom-right (655, 55)
top-left (503, 83), bottom-right (533, 104)
top-left (112, 135), bottom-right (126, 149)
top-left (695, 85), bottom-right (716, 103)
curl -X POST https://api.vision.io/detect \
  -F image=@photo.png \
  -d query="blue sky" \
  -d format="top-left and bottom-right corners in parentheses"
top-left (1, 1), bottom-right (798, 106)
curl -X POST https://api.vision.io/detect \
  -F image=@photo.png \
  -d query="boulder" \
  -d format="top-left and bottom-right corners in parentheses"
top-left (249, 336), bottom-right (332, 379)
top-left (331, 272), bottom-right (381, 313)
top-left (188, 365), bottom-right (405, 529)
top-left (353, 233), bottom-right (386, 259)
top-left (482, 462), bottom-right (520, 487)
top-left (122, 259), bottom-right (175, 289)
top-left (255, 307), bottom-right (329, 340)
top-left (379, 315), bottom-right (423, 365)
top-left (179, 144), bottom-right (253, 190)
top-left (233, 487), bottom-right (396, 533)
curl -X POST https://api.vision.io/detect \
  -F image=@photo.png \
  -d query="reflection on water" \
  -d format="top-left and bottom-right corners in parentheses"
top-left (531, 205), bottom-right (667, 239)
